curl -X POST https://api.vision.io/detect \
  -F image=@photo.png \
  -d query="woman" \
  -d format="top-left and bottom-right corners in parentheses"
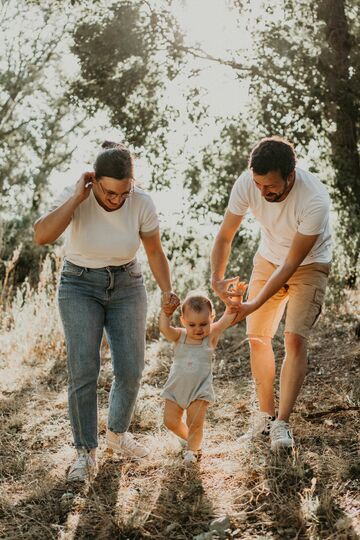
top-left (34, 141), bottom-right (179, 481)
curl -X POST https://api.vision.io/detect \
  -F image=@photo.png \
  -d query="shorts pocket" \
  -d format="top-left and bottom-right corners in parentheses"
top-left (305, 287), bottom-right (325, 329)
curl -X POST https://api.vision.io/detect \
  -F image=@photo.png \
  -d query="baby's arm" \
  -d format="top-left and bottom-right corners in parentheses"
top-left (212, 308), bottom-right (237, 333)
top-left (159, 309), bottom-right (182, 343)
top-left (209, 307), bottom-right (239, 348)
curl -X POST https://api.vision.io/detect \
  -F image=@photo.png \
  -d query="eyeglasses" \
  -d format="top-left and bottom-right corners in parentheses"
top-left (98, 179), bottom-right (134, 201)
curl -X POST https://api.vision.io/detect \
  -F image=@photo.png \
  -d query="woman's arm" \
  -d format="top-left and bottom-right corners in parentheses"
top-left (159, 309), bottom-right (182, 342)
top-left (33, 172), bottom-right (94, 245)
top-left (141, 230), bottom-right (172, 292)
top-left (141, 231), bottom-right (180, 315)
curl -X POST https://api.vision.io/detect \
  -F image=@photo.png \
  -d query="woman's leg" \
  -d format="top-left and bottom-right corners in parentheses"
top-left (58, 277), bottom-right (104, 449)
top-left (164, 399), bottom-right (188, 440)
top-left (186, 400), bottom-right (209, 451)
top-left (105, 277), bottom-right (147, 433)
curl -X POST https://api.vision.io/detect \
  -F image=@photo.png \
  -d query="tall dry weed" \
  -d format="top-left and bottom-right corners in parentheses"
top-left (0, 249), bottom-right (65, 393)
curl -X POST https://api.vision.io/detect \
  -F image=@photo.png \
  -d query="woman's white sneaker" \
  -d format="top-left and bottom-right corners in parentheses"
top-left (106, 430), bottom-right (149, 459)
top-left (270, 419), bottom-right (294, 451)
top-left (239, 411), bottom-right (275, 443)
top-left (67, 450), bottom-right (97, 482)
top-left (183, 449), bottom-right (201, 465)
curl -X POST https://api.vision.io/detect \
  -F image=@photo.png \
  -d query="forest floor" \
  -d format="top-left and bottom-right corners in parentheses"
top-left (0, 311), bottom-right (359, 540)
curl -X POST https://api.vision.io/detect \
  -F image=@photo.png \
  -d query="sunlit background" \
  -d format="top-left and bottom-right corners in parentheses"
top-left (1, 2), bottom-right (359, 538)
top-left (50, 0), bottom-right (253, 219)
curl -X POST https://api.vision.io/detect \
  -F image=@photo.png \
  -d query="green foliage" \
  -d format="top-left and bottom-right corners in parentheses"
top-left (70, 2), bottom-right (184, 152)
top-left (185, 120), bottom-right (253, 221)
top-left (246, 0), bottom-right (360, 286)
top-left (2, 0), bottom-right (360, 301)
top-left (0, 214), bottom-right (51, 290)
top-left (0, 1), bottom-right (86, 214)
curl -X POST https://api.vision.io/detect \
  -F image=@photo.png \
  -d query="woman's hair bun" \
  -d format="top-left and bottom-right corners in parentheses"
top-left (101, 140), bottom-right (118, 149)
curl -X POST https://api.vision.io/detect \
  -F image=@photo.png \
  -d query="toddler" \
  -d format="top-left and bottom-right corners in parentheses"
top-left (159, 288), bottom-right (246, 464)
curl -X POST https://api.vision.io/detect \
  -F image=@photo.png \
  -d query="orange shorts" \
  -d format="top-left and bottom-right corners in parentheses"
top-left (246, 253), bottom-right (330, 339)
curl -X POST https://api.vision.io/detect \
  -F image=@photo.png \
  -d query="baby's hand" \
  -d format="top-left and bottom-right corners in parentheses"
top-left (161, 291), bottom-right (180, 316)
top-left (228, 281), bottom-right (248, 305)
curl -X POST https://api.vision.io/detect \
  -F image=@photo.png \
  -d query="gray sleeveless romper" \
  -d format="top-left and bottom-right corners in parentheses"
top-left (161, 330), bottom-right (215, 409)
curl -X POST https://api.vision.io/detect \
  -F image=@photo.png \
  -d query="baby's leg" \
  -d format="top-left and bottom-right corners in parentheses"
top-left (186, 400), bottom-right (209, 451)
top-left (164, 399), bottom-right (188, 440)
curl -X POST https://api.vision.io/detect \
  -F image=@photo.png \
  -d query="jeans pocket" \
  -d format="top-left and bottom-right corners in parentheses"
top-left (127, 261), bottom-right (142, 279)
top-left (61, 260), bottom-right (85, 277)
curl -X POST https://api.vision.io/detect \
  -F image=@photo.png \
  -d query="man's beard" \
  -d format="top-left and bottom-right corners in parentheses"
top-left (264, 179), bottom-right (288, 203)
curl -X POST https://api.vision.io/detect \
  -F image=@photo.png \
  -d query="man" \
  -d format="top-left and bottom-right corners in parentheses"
top-left (211, 136), bottom-right (331, 450)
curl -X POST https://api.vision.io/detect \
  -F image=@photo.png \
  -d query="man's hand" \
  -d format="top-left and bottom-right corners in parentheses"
top-left (229, 300), bottom-right (258, 325)
top-left (73, 172), bottom-right (95, 203)
top-left (212, 276), bottom-right (245, 307)
top-left (161, 291), bottom-right (180, 316)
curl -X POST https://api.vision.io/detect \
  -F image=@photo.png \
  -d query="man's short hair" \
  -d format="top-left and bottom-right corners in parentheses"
top-left (249, 136), bottom-right (296, 180)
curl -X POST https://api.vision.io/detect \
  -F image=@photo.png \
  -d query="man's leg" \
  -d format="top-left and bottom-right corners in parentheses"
top-left (248, 335), bottom-right (276, 416)
top-left (270, 262), bottom-right (330, 450)
top-left (278, 332), bottom-right (307, 422)
top-left (279, 261), bottom-right (330, 422)
top-left (241, 254), bottom-right (288, 441)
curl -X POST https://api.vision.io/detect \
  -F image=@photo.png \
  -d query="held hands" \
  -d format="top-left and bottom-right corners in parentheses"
top-left (161, 291), bottom-right (180, 316)
top-left (74, 171), bottom-right (95, 203)
top-left (212, 276), bottom-right (256, 325)
top-left (228, 300), bottom-right (257, 326)
top-left (211, 276), bottom-right (246, 308)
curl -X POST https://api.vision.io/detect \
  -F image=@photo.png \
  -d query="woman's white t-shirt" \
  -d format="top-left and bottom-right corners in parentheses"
top-left (52, 185), bottom-right (159, 268)
top-left (228, 167), bottom-right (332, 265)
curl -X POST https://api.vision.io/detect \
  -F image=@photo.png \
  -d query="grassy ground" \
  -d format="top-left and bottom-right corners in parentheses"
top-left (0, 295), bottom-right (359, 539)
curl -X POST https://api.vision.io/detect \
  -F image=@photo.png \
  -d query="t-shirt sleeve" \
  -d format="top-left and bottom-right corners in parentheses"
top-left (50, 185), bottom-right (76, 210)
top-left (139, 194), bottom-right (159, 235)
top-left (228, 172), bottom-right (250, 216)
top-left (298, 198), bottom-right (330, 235)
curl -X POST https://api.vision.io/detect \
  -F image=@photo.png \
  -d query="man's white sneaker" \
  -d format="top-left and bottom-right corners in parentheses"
top-left (270, 419), bottom-right (294, 451)
top-left (67, 450), bottom-right (97, 482)
top-left (238, 411), bottom-right (274, 443)
top-left (106, 430), bottom-right (149, 459)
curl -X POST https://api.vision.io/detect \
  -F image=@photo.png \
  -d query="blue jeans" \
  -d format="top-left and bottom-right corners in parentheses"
top-left (57, 259), bottom-right (147, 449)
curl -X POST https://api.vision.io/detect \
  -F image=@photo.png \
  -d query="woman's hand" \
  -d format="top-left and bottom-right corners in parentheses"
top-left (73, 172), bottom-right (95, 203)
top-left (161, 291), bottom-right (180, 316)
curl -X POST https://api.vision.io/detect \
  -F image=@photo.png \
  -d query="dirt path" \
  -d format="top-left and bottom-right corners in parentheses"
top-left (0, 314), bottom-right (359, 539)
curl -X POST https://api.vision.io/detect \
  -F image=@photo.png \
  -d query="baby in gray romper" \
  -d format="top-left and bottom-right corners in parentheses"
top-left (159, 290), bottom-right (246, 464)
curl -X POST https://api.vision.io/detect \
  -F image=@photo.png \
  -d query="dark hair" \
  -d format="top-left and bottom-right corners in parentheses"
top-left (93, 141), bottom-right (133, 180)
top-left (249, 136), bottom-right (296, 180)
top-left (181, 293), bottom-right (214, 316)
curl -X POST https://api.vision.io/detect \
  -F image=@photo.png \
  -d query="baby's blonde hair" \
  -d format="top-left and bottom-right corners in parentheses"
top-left (181, 292), bottom-right (214, 317)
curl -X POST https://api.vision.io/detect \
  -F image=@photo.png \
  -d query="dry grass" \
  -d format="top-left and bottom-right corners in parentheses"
top-left (0, 267), bottom-right (359, 539)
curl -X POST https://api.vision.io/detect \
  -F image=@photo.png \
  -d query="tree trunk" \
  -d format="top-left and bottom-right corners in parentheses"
top-left (317, 0), bottom-right (360, 285)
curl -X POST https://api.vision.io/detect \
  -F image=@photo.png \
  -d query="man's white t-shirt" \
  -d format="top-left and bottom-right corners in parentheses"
top-left (228, 167), bottom-right (332, 265)
top-left (52, 185), bottom-right (159, 268)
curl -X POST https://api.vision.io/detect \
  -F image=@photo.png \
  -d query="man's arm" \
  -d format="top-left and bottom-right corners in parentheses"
top-left (232, 232), bottom-right (320, 321)
top-left (211, 210), bottom-right (244, 305)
